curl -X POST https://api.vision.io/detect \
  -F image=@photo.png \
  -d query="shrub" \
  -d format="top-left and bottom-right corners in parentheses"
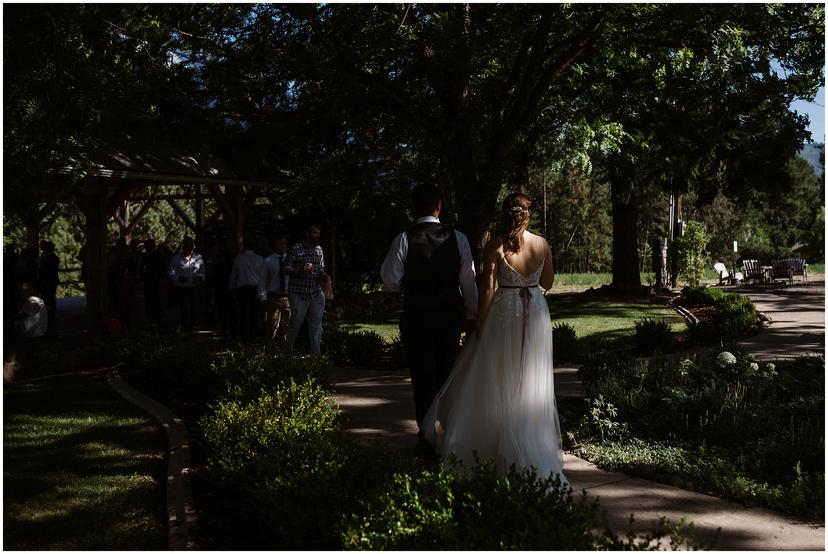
top-left (322, 323), bottom-right (387, 368)
top-left (342, 459), bottom-right (701, 550)
top-left (553, 322), bottom-right (578, 363)
top-left (669, 221), bottom-right (709, 286)
top-left (388, 338), bottom-right (408, 370)
top-left (199, 379), bottom-right (348, 547)
top-left (681, 286), bottom-right (757, 341)
top-left (322, 321), bottom-right (351, 365)
top-left (210, 342), bottom-right (334, 403)
top-left (344, 330), bottom-right (386, 368)
top-left (634, 318), bottom-right (675, 354)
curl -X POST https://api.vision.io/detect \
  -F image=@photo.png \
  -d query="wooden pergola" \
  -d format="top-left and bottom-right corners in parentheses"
top-left (41, 145), bottom-right (289, 334)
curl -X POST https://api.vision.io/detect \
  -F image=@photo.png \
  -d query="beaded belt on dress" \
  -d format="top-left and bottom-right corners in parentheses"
top-left (498, 284), bottom-right (538, 368)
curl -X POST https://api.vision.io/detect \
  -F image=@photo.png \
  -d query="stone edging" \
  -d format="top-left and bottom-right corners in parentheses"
top-left (666, 298), bottom-right (699, 326)
top-left (106, 367), bottom-right (198, 550)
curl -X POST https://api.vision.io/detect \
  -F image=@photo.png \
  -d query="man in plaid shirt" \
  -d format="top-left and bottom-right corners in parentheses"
top-left (284, 223), bottom-right (326, 356)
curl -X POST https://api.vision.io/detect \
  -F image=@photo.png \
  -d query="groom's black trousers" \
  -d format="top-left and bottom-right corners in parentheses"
top-left (400, 309), bottom-right (465, 428)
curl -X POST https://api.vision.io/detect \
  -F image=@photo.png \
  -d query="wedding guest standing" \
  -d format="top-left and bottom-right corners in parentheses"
top-left (168, 236), bottom-right (205, 333)
top-left (284, 224), bottom-right (326, 357)
top-left (229, 236), bottom-right (264, 342)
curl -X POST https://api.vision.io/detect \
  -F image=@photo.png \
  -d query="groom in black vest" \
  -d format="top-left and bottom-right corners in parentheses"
top-left (381, 185), bottom-right (478, 452)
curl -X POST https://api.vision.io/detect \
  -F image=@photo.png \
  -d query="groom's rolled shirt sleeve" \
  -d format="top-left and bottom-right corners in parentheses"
top-left (381, 232), bottom-right (407, 292)
top-left (455, 231), bottom-right (478, 319)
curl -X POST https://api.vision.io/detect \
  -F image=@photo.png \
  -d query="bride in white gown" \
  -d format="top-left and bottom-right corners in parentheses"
top-left (421, 192), bottom-right (568, 487)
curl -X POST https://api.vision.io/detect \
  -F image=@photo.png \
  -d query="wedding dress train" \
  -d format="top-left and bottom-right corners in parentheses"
top-left (421, 255), bottom-right (568, 486)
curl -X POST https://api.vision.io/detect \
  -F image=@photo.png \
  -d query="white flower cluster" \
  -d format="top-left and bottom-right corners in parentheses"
top-left (716, 351), bottom-right (737, 366)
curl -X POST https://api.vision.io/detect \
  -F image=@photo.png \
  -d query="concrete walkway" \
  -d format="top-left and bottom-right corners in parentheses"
top-left (735, 280), bottom-right (825, 360)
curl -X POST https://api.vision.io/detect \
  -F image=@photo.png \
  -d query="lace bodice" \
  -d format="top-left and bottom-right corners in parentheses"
top-left (497, 256), bottom-right (543, 287)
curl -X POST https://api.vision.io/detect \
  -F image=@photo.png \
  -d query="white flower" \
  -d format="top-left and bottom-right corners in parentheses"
top-left (716, 351), bottom-right (737, 366)
top-left (766, 363), bottom-right (776, 372)
top-left (749, 362), bottom-right (759, 371)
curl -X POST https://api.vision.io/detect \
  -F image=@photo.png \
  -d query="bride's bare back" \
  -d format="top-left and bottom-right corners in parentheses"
top-left (502, 231), bottom-right (552, 282)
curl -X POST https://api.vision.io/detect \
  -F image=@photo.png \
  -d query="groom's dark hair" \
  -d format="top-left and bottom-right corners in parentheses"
top-left (412, 184), bottom-right (442, 216)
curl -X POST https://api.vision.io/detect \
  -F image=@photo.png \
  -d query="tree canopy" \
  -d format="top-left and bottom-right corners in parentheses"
top-left (4, 3), bottom-right (824, 287)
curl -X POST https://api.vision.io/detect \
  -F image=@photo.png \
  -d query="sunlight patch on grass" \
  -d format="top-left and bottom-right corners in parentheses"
top-left (548, 295), bottom-right (686, 352)
top-left (4, 374), bottom-right (166, 550)
top-left (339, 322), bottom-right (400, 342)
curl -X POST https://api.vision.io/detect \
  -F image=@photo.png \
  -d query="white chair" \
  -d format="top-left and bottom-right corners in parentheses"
top-left (714, 262), bottom-right (742, 285)
top-left (714, 262), bottom-right (729, 285)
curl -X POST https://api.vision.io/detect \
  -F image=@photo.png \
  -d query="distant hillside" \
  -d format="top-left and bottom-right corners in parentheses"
top-left (798, 142), bottom-right (824, 175)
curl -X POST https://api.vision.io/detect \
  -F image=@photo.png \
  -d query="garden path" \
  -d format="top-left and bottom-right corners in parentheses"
top-left (333, 364), bottom-right (825, 550)
top-left (735, 279), bottom-right (825, 360)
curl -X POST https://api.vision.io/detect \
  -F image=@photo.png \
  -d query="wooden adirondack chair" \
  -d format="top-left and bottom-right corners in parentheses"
top-left (769, 259), bottom-right (793, 284)
top-left (741, 259), bottom-right (764, 284)
top-left (713, 262), bottom-right (729, 285)
top-left (713, 262), bottom-right (742, 285)
top-left (787, 258), bottom-right (808, 282)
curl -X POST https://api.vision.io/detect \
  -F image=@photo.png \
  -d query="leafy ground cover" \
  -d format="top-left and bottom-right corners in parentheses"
top-left (3, 373), bottom-right (166, 550)
top-left (566, 352), bottom-right (824, 518)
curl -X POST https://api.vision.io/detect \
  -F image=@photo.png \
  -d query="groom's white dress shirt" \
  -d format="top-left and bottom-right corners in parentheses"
top-left (381, 216), bottom-right (479, 320)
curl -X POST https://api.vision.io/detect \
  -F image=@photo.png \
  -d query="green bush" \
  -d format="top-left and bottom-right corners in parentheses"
top-left (342, 459), bottom-right (699, 550)
top-left (634, 318), bottom-right (675, 354)
top-left (210, 342), bottom-right (334, 403)
top-left (682, 286), bottom-right (757, 341)
top-left (323, 323), bottom-right (387, 368)
top-left (323, 321), bottom-right (351, 365)
top-left (344, 330), bottom-right (386, 368)
top-left (199, 379), bottom-right (349, 547)
top-left (553, 322), bottom-right (579, 363)
top-left (388, 338), bottom-right (408, 369)
top-left (669, 221), bottom-right (709, 286)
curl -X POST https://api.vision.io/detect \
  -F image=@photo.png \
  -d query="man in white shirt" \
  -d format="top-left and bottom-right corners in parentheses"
top-left (168, 237), bottom-right (205, 333)
top-left (230, 236), bottom-right (264, 342)
top-left (380, 184), bottom-right (478, 455)
top-left (259, 236), bottom-right (291, 342)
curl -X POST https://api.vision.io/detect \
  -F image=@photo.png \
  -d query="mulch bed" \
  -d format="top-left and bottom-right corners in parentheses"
top-left (671, 296), bottom-right (718, 324)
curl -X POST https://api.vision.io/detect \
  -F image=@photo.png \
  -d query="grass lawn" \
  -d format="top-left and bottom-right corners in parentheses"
top-left (339, 315), bottom-right (401, 342)
top-left (547, 292), bottom-right (687, 352)
top-left (4, 373), bottom-right (167, 550)
top-left (338, 288), bottom-right (687, 354)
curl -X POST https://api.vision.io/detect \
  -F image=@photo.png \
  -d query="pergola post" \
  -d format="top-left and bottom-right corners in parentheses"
top-left (76, 184), bottom-right (108, 336)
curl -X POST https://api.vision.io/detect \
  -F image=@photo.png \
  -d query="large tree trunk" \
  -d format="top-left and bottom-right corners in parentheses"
top-left (610, 179), bottom-right (641, 290)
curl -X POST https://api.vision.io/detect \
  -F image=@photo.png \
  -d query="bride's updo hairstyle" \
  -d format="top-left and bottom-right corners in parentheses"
top-left (500, 192), bottom-right (532, 254)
